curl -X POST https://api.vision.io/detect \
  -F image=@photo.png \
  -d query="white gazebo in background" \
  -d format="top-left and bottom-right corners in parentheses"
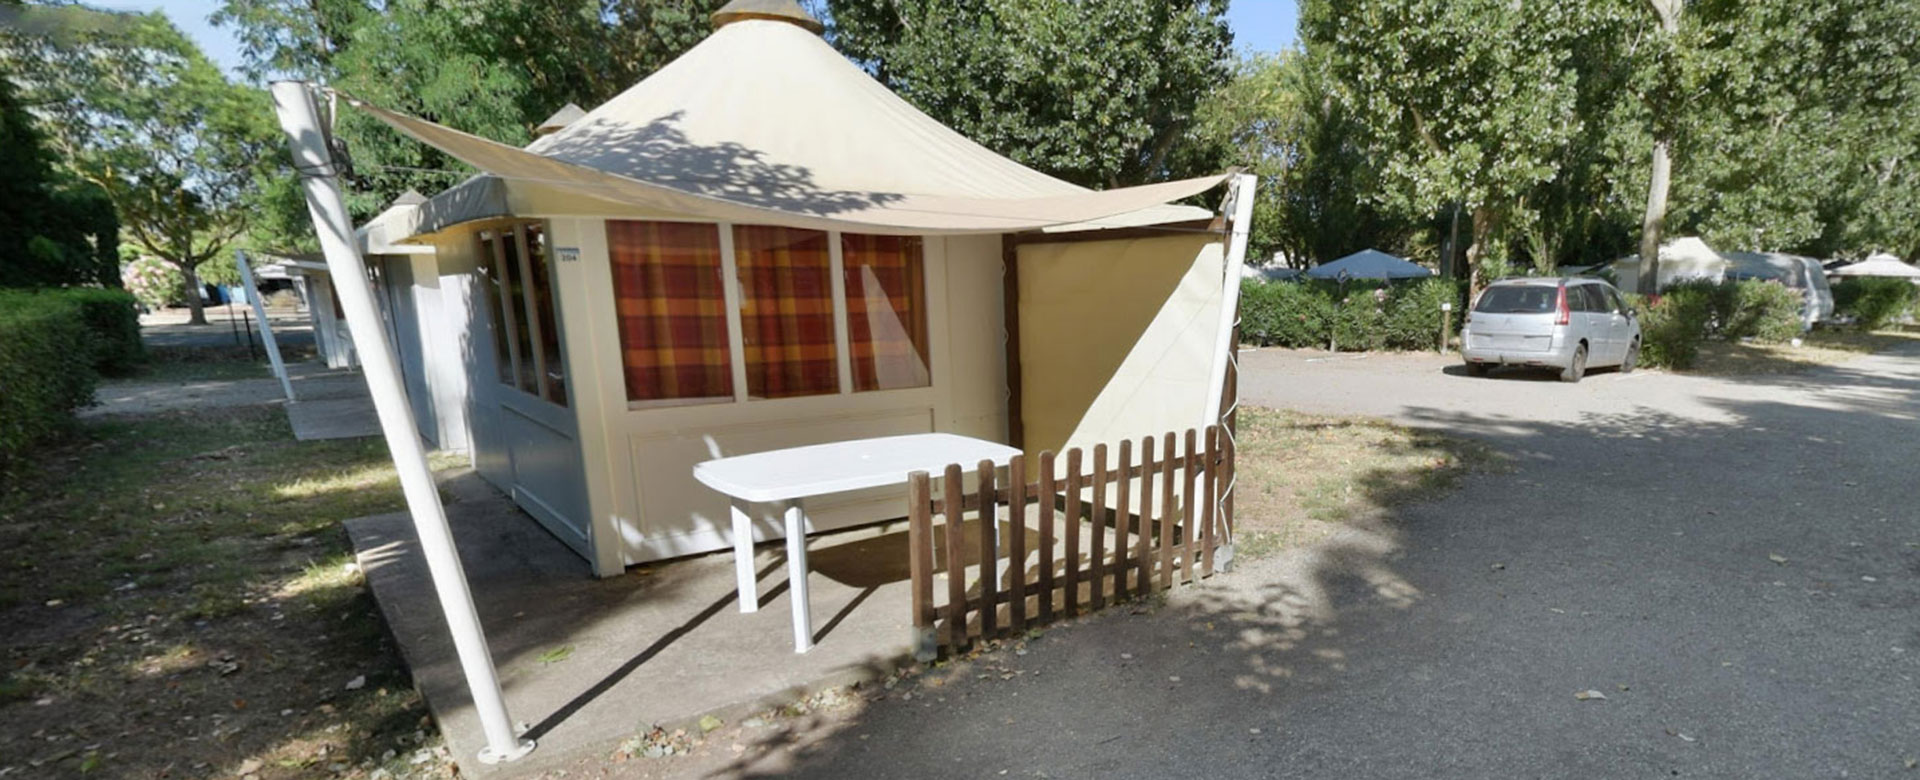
top-left (1828, 252), bottom-right (1920, 281)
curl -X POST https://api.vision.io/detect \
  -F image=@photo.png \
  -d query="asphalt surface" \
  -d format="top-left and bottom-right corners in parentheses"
top-left (761, 345), bottom-right (1920, 779)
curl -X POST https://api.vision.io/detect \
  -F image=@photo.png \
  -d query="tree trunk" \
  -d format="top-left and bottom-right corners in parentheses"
top-left (1637, 138), bottom-right (1672, 294)
top-left (1464, 206), bottom-right (1495, 294)
top-left (181, 263), bottom-right (207, 325)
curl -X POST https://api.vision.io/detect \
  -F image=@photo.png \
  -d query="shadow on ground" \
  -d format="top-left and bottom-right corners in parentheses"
top-left (672, 348), bottom-right (1920, 779)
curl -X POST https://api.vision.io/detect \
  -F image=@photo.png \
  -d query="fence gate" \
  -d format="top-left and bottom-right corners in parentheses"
top-left (907, 425), bottom-right (1235, 660)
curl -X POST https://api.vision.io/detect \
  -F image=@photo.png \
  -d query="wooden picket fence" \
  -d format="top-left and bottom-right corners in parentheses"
top-left (906, 425), bottom-right (1235, 660)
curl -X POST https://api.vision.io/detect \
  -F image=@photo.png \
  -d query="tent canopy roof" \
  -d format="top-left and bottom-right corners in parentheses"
top-left (1829, 253), bottom-right (1920, 278)
top-left (363, 14), bottom-right (1222, 240)
top-left (1306, 249), bottom-right (1433, 280)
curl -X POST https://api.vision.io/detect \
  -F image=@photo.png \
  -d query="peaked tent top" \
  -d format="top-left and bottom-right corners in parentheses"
top-left (1828, 253), bottom-right (1920, 278)
top-left (535, 103), bottom-right (587, 136)
top-left (358, 14), bottom-right (1221, 238)
top-left (711, 0), bottom-right (825, 34)
top-left (1306, 249), bottom-right (1433, 280)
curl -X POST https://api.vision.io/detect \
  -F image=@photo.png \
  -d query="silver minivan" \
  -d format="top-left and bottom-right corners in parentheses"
top-left (1461, 278), bottom-right (1641, 382)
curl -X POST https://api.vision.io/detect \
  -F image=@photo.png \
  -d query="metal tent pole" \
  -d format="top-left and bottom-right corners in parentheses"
top-left (235, 250), bottom-right (296, 402)
top-left (269, 80), bottom-right (534, 765)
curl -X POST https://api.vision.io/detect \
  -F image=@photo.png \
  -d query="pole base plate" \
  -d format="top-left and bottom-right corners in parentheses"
top-left (477, 738), bottom-right (536, 764)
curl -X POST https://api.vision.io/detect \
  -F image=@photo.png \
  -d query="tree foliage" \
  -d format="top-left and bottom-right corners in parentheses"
top-left (826, 0), bottom-right (1234, 189)
top-left (2, 5), bottom-right (274, 322)
top-left (0, 71), bottom-right (120, 289)
top-left (216, 0), bottom-right (730, 245)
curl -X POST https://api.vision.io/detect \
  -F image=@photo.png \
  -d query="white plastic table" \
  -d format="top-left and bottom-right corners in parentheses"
top-left (693, 433), bottom-right (1022, 653)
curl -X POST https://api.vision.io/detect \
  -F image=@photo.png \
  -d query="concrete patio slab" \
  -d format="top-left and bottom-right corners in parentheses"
top-left (287, 396), bottom-right (380, 440)
top-left (344, 472), bottom-right (916, 777)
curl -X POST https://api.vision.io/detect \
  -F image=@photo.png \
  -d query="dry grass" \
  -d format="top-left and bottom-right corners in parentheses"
top-left (1230, 406), bottom-right (1502, 561)
top-left (0, 400), bottom-right (463, 779)
top-left (1689, 326), bottom-right (1920, 376)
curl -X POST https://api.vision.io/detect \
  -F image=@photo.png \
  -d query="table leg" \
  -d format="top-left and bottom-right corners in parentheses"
top-left (730, 499), bottom-right (757, 614)
top-left (784, 500), bottom-right (814, 653)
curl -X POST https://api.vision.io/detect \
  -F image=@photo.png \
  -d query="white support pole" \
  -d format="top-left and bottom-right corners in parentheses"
top-left (270, 81), bottom-right (534, 765)
top-left (235, 250), bottom-right (296, 402)
top-left (1204, 173), bottom-right (1259, 428)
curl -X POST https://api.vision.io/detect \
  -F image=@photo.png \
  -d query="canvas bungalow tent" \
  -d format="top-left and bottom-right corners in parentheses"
top-left (335, 0), bottom-right (1253, 577)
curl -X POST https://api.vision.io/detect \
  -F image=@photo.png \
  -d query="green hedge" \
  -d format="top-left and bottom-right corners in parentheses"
top-left (59, 287), bottom-right (144, 376)
top-left (1628, 279), bottom-right (1803, 369)
top-left (1242, 277), bottom-right (1464, 352)
top-left (0, 290), bottom-right (100, 468)
top-left (1832, 277), bottom-right (1917, 330)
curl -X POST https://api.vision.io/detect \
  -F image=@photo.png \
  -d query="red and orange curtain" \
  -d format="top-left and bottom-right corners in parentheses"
top-left (732, 226), bottom-right (838, 399)
top-left (607, 220), bottom-right (733, 402)
top-left (842, 234), bottom-right (930, 391)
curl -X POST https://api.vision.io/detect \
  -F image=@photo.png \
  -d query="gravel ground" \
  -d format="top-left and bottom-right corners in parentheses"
top-left (718, 344), bottom-right (1920, 779)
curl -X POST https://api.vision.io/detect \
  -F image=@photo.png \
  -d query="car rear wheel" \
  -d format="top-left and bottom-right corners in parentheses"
top-left (1620, 339), bottom-right (1639, 374)
top-left (1560, 344), bottom-right (1587, 383)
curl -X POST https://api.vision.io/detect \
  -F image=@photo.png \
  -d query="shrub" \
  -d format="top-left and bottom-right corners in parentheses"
top-left (1629, 288), bottom-right (1712, 369)
top-left (1832, 277), bottom-right (1917, 330)
top-left (122, 255), bottom-right (185, 309)
top-left (0, 290), bottom-right (99, 469)
top-left (1380, 278), bottom-right (1466, 350)
top-left (1329, 285), bottom-right (1387, 352)
top-left (50, 287), bottom-right (144, 376)
top-left (1240, 278), bottom-right (1333, 348)
top-left (1723, 280), bottom-right (1802, 343)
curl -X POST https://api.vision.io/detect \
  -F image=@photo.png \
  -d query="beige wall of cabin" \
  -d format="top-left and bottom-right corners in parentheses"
top-left (543, 220), bottom-right (1010, 573)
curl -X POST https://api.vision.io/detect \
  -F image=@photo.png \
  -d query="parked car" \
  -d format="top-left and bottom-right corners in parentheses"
top-left (1722, 251), bottom-right (1835, 328)
top-left (1461, 278), bottom-right (1641, 382)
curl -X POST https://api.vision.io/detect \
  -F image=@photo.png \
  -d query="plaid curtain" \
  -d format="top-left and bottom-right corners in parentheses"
top-left (607, 220), bottom-right (733, 402)
top-left (842, 234), bottom-right (930, 391)
top-left (732, 225), bottom-right (838, 399)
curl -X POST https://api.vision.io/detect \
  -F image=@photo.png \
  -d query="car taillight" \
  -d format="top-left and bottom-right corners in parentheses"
top-left (1555, 285), bottom-right (1571, 325)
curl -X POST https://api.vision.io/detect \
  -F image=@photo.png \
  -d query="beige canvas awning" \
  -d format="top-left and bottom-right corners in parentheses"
top-left (351, 14), bottom-right (1226, 239)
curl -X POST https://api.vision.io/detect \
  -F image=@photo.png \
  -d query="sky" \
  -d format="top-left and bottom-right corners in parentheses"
top-left (103, 0), bottom-right (1297, 77)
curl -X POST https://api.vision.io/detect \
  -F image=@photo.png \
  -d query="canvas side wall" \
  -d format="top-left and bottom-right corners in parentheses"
top-left (1015, 234), bottom-right (1227, 458)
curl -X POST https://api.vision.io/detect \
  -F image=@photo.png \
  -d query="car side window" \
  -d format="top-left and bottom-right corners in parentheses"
top-left (1571, 285), bottom-right (1601, 313)
top-left (1605, 288), bottom-right (1629, 315)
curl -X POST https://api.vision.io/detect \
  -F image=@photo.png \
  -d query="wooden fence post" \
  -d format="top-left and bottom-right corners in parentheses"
top-left (976, 459), bottom-right (998, 639)
top-left (908, 471), bottom-right (935, 661)
top-left (1135, 435), bottom-right (1154, 594)
top-left (1038, 451), bottom-right (1056, 623)
top-left (1064, 447), bottom-right (1084, 617)
top-left (1089, 444), bottom-right (1108, 611)
top-left (1203, 426), bottom-right (1218, 577)
top-left (1007, 454), bottom-right (1028, 630)
top-left (943, 463), bottom-right (968, 651)
top-left (1158, 431), bottom-right (1176, 591)
top-left (1182, 428), bottom-right (1198, 585)
top-left (1113, 438), bottom-right (1133, 601)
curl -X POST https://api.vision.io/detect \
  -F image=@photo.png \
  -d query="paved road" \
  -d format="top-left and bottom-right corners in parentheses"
top-left (761, 346), bottom-right (1920, 779)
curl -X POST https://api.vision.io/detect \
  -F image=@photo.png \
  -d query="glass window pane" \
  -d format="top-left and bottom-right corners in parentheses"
top-left (476, 230), bottom-right (514, 385)
top-left (841, 234), bottom-right (930, 391)
top-left (521, 224), bottom-right (567, 406)
top-left (733, 225), bottom-right (838, 399)
top-left (607, 220), bottom-right (733, 403)
top-left (498, 231), bottom-right (538, 393)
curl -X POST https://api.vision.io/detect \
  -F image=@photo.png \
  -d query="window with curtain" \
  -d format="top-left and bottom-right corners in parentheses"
top-left (477, 223), bottom-right (568, 406)
top-left (607, 220), bottom-right (733, 403)
top-left (732, 225), bottom-right (838, 399)
top-left (841, 234), bottom-right (930, 391)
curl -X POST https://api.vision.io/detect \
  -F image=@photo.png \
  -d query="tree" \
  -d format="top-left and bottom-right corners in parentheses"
top-left (1301, 0), bottom-right (1591, 290)
top-left (3, 6), bottom-right (275, 323)
top-left (216, 0), bottom-right (729, 235)
top-left (0, 71), bottom-right (120, 289)
top-left (827, 0), bottom-right (1235, 189)
top-left (1633, 0), bottom-right (1682, 291)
